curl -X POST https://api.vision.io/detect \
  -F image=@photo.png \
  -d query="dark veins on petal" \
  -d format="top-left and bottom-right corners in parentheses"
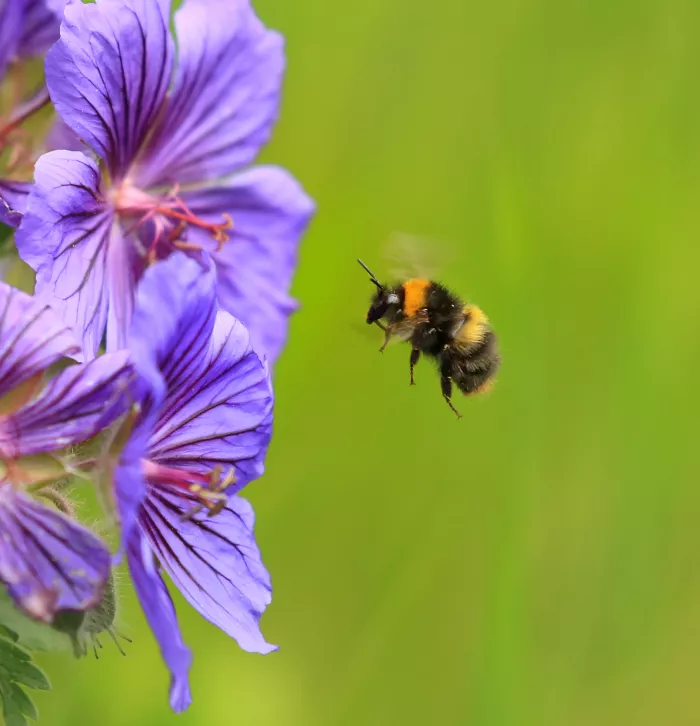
top-left (9, 355), bottom-right (131, 455)
top-left (149, 325), bottom-right (269, 465)
top-left (0, 488), bottom-right (109, 620)
top-left (0, 288), bottom-right (78, 394)
top-left (143, 489), bottom-right (268, 612)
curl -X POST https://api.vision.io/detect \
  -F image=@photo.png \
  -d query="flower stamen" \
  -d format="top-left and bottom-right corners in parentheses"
top-left (113, 183), bottom-right (234, 259)
top-left (143, 460), bottom-right (236, 521)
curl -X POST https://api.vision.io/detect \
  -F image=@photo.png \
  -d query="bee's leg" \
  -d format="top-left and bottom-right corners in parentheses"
top-left (410, 348), bottom-right (420, 385)
top-left (440, 372), bottom-right (462, 419)
top-left (378, 324), bottom-right (393, 353)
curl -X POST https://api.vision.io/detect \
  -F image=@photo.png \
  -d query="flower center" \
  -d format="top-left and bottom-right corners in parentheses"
top-left (142, 460), bottom-right (235, 520)
top-left (111, 183), bottom-right (233, 265)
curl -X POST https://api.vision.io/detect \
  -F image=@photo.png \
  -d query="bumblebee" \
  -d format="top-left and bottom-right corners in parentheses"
top-left (358, 259), bottom-right (500, 418)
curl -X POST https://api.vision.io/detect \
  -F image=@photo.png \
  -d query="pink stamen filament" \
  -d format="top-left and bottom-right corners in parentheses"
top-left (143, 460), bottom-right (235, 519)
top-left (114, 184), bottom-right (234, 261)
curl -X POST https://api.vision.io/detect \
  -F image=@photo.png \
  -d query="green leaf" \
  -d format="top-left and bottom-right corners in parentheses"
top-left (0, 626), bottom-right (18, 643)
top-left (0, 640), bottom-right (50, 691)
top-left (0, 681), bottom-right (38, 721)
top-left (0, 625), bottom-right (51, 725)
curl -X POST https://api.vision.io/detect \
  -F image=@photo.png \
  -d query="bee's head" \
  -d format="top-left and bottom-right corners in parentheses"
top-left (366, 287), bottom-right (400, 324)
top-left (358, 259), bottom-right (399, 324)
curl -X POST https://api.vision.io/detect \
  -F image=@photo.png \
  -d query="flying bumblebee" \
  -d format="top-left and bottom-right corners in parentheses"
top-left (358, 257), bottom-right (500, 418)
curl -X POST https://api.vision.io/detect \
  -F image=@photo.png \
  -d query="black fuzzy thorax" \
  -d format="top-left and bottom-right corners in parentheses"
top-left (410, 281), bottom-right (464, 357)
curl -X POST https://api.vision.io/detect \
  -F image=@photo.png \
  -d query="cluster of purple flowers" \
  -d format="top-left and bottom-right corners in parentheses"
top-left (0, 0), bottom-right (312, 711)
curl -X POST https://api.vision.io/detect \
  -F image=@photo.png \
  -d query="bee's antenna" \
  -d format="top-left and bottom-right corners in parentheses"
top-left (357, 259), bottom-right (384, 290)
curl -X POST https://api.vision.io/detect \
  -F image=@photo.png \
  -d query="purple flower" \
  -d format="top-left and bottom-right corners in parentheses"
top-left (0, 0), bottom-right (64, 227)
top-left (0, 281), bottom-right (130, 622)
top-left (0, 0), bottom-right (61, 77)
top-left (17, 0), bottom-right (314, 363)
top-left (114, 253), bottom-right (274, 711)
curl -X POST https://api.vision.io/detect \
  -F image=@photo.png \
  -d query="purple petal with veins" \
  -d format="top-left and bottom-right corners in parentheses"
top-left (183, 165), bottom-right (314, 363)
top-left (149, 309), bottom-right (273, 491)
top-left (0, 483), bottom-right (111, 622)
top-left (126, 527), bottom-right (192, 711)
top-left (0, 351), bottom-right (131, 457)
top-left (45, 0), bottom-right (174, 180)
top-left (136, 0), bottom-right (284, 187)
top-left (143, 491), bottom-right (276, 653)
top-left (0, 282), bottom-right (79, 396)
top-left (114, 253), bottom-right (275, 709)
top-left (17, 151), bottom-right (115, 361)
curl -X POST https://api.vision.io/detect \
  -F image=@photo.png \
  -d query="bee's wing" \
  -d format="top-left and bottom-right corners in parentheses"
top-left (382, 231), bottom-right (453, 282)
top-left (350, 320), bottom-right (376, 341)
top-left (349, 321), bottom-right (406, 351)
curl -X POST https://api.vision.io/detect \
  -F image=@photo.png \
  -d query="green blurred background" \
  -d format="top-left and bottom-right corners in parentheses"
top-left (22, 0), bottom-right (700, 723)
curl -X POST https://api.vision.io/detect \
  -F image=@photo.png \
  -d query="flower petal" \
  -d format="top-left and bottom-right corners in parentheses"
top-left (45, 0), bottom-right (174, 180)
top-left (128, 252), bottom-right (217, 398)
top-left (1, 351), bottom-right (131, 457)
top-left (149, 307), bottom-right (273, 492)
top-left (105, 226), bottom-right (141, 353)
top-left (0, 180), bottom-right (31, 229)
top-left (183, 165), bottom-right (314, 364)
top-left (120, 252), bottom-right (215, 540)
top-left (112, 430), bottom-right (148, 557)
top-left (44, 116), bottom-right (85, 153)
top-left (16, 150), bottom-right (114, 361)
top-left (18, 0), bottom-right (61, 58)
top-left (136, 0), bottom-right (284, 187)
top-left (142, 491), bottom-right (275, 654)
top-left (0, 282), bottom-right (79, 397)
top-left (0, 0), bottom-right (22, 79)
top-left (126, 529), bottom-right (192, 712)
top-left (0, 482), bottom-right (110, 622)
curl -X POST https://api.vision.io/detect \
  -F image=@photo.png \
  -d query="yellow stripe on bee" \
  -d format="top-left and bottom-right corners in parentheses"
top-left (456, 304), bottom-right (489, 345)
top-left (464, 379), bottom-right (494, 397)
top-left (402, 279), bottom-right (431, 319)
